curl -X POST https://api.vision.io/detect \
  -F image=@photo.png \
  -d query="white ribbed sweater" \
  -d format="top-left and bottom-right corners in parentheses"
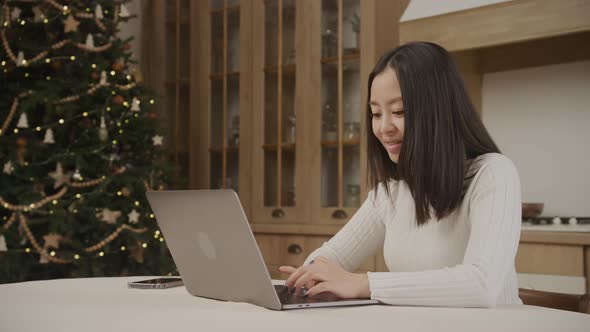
top-left (305, 153), bottom-right (523, 307)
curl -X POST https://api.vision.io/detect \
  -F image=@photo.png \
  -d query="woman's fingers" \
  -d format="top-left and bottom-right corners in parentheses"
top-left (293, 271), bottom-right (315, 295)
top-left (278, 266), bottom-right (296, 274)
top-left (284, 266), bottom-right (307, 290)
top-left (305, 281), bottom-right (330, 297)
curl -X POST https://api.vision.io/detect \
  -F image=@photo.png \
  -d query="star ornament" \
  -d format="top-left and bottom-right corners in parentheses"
top-left (152, 135), bottom-right (164, 146)
top-left (3, 161), bottom-right (14, 175)
top-left (63, 15), bottom-right (80, 33)
top-left (43, 233), bottom-right (62, 249)
top-left (48, 162), bottom-right (72, 189)
top-left (128, 209), bottom-right (140, 224)
top-left (96, 208), bottom-right (122, 224)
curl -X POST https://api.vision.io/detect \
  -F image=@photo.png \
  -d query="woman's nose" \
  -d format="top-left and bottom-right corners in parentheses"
top-left (379, 116), bottom-right (397, 134)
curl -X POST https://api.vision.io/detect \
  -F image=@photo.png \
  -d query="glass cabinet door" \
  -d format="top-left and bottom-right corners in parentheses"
top-left (318, 0), bottom-right (361, 223)
top-left (209, 0), bottom-right (241, 193)
top-left (164, 0), bottom-right (192, 188)
top-left (252, 0), bottom-right (300, 223)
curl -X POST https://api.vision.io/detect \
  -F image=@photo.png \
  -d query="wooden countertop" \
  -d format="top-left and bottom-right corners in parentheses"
top-left (251, 224), bottom-right (590, 245)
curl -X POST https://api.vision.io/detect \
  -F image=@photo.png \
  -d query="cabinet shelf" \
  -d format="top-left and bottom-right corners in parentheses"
top-left (320, 53), bottom-right (360, 64)
top-left (209, 146), bottom-right (239, 153)
top-left (165, 16), bottom-right (190, 26)
top-left (210, 4), bottom-right (240, 15)
top-left (209, 71), bottom-right (240, 79)
top-left (263, 64), bottom-right (296, 74)
top-left (165, 78), bottom-right (190, 86)
top-left (321, 139), bottom-right (361, 147)
top-left (262, 143), bottom-right (296, 152)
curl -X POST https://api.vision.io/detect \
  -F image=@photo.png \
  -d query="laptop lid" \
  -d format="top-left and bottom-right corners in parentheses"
top-left (146, 190), bottom-right (283, 310)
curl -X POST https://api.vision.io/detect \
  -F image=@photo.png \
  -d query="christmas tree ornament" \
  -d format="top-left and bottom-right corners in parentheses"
top-left (43, 233), bottom-right (62, 249)
top-left (85, 34), bottom-right (95, 48)
top-left (16, 112), bottom-right (29, 128)
top-left (97, 208), bottom-right (122, 224)
top-left (128, 209), bottom-right (140, 224)
top-left (16, 137), bottom-right (27, 147)
top-left (63, 15), bottom-right (80, 33)
top-left (112, 95), bottom-right (125, 105)
top-left (95, 4), bottom-right (104, 19)
top-left (91, 71), bottom-right (99, 80)
top-left (130, 97), bottom-right (140, 111)
top-left (51, 60), bottom-right (62, 70)
top-left (98, 116), bottom-right (108, 141)
top-left (3, 161), bottom-right (14, 175)
top-left (15, 137), bottom-right (27, 164)
top-left (0, 234), bottom-right (7, 251)
top-left (32, 6), bottom-right (44, 22)
top-left (147, 112), bottom-right (158, 119)
top-left (72, 168), bottom-right (82, 181)
top-left (99, 70), bottom-right (107, 85)
top-left (152, 135), bottom-right (164, 146)
top-left (119, 4), bottom-right (131, 18)
top-left (16, 51), bottom-right (24, 67)
top-left (112, 61), bottom-right (124, 72)
top-left (43, 128), bottom-right (55, 144)
top-left (10, 7), bottom-right (21, 21)
top-left (121, 187), bottom-right (131, 196)
top-left (48, 162), bottom-right (71, 189)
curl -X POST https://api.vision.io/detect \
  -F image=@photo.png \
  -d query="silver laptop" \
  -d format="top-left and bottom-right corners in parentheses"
top-left (146, 189), bottom-right (379, 310)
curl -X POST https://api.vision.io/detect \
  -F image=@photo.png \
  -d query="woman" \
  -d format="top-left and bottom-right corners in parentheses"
top-left (279, 42), bottom-right (522, 307)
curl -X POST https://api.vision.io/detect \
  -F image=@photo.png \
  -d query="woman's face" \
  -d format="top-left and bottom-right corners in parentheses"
top-left (370, 67), bottom-right (405, 163)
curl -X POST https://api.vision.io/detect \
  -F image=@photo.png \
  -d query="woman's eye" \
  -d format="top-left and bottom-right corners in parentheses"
top-left (393, 110), bottom-right (404, 116)
top-left (371, 113), bottom-right (381, 118)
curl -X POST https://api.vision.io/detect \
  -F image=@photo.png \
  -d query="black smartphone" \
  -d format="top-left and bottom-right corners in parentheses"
top-left (127, 277), bottom-right (184, 289)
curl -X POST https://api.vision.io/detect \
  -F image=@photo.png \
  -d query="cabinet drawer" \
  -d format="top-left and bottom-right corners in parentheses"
top-left (516, 243), bottom-right (584, 276)
top-left (254, 234), bottom-right (375, 271)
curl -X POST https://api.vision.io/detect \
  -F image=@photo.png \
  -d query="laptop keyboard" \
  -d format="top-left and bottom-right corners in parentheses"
top-left (274, 285), bottom-right (342, 304)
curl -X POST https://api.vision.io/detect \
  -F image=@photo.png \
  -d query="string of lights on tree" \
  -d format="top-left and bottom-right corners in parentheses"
top-left (0, 0), bottom-right (175, 277)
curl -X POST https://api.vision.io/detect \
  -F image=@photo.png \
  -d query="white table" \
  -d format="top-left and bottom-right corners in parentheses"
top-left (1, 276), bottom-right (589, 332)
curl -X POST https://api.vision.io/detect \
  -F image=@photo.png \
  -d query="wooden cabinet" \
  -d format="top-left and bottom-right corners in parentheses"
top-left (178, 0), bottom-right (405, 275)
top-left (517, 231), bottom-right (590, 293)
top-left (146, 1), bottom-right (590, 286)
top-left (254, 233), bottom-right (377, 279)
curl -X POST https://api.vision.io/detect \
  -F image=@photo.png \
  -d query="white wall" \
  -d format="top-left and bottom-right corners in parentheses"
top-left (482, 61), bottom-right (590, 217)
top-left (117, 0), bottom-right (142, 63)
top-left (400, 0), bottom-right (511, 22)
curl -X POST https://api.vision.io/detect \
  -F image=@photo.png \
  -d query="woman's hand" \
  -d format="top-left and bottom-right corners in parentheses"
top-left (278, 256), bottom-right (371, 299)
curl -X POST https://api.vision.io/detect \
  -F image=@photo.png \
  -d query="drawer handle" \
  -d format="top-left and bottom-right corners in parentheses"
top-left (332, 209), bottom-right (348, 219)
top-left (287, 244), bottom-right (302, 255)
top-left (271, 208), bottom-right (285, 218)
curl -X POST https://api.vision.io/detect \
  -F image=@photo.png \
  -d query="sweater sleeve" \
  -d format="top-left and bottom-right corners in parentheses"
top-left (303, 184), bottom-right (391, 272)
top-left (367, 155), bottom-right (522, 307)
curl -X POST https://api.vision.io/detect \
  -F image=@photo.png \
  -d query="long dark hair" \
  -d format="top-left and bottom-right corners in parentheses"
top-left (366, 42), bottom-right (500, 226)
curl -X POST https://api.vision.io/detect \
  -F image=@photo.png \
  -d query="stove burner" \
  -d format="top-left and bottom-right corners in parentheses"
top-left (522, 217), bottom-right (590, 225)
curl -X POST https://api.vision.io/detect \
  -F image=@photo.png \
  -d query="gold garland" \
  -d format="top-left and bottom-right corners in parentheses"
top-left (0, 90), bottom-right (31, 136)
top-left (2, 212), bottom-right (16, 230)
top-left (17, 212), bottom-right (147, 264)
top-left (84, 224), bottom-right (147, 253)
top-left (1, 29), bottom-right (113, 67)
top-left (19, 213), bottom-right (70, 263)
top-left (0, 186), bottom-right (68, 212)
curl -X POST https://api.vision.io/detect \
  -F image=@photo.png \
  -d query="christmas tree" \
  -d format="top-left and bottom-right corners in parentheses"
top-left (0, 0), bottom-right (177, 283)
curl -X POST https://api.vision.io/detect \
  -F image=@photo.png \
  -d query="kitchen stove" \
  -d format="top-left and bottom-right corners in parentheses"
top-left (521, 217), bottom-right (590, 232)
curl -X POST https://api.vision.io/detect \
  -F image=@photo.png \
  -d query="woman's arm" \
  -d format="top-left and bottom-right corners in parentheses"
top-left (303, 184), bottom-right (391, 271)
top-left (368, 154), bottom-right (522, 307)
top-left (279, 184), bottom-right (391, 296)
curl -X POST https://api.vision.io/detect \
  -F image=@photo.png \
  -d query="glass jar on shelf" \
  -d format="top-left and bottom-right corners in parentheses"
top-left (322, 103), bottom-right (338, 141)
top-left (345, 184), bottom-right (360, 207)
top-left (343, 122), bottom-right (360, 141)
top-left (284, 113), bottom-right (296, 144)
